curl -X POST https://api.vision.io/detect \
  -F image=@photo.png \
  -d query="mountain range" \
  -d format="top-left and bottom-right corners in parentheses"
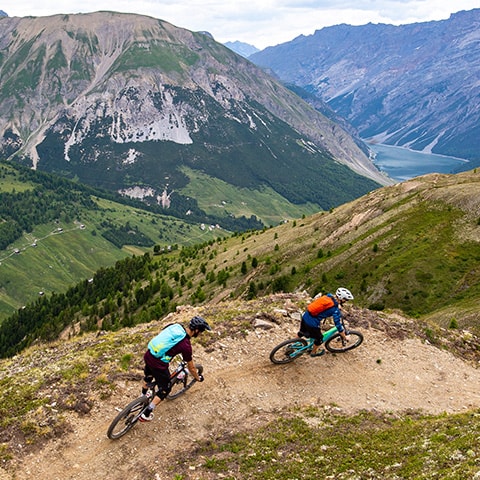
top-left (250, 9), bottom-right (480, 165)
top-left (0, 11), bottom-right (388, 229)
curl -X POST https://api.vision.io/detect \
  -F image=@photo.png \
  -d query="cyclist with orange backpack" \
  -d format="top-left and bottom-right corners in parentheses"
top-left (299, 287), bottom-right (354, 357)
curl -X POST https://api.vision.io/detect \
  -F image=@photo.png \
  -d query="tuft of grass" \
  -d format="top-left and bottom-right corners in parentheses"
top-left (0, 376), bottom-right (47, 426)
top-left (120, 353), bottom-right (133, 371)
top-left (0, 443), bottom-right (13, 462)
top-left (61, 361), bottom-right (89, 381)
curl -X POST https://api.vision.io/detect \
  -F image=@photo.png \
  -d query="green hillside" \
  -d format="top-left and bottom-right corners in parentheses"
top-left (179, 166), bottom-right (321, 225)
top-left (0, 162), bottom-right (229, 320)
top-left (0, 168), bottom-right (478, 358)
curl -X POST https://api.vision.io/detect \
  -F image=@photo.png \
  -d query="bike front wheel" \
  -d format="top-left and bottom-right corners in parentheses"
top-left (167, 364), bottom-right (203, 400)
top-left (324, 330), bottom-right (363, 353)
top-left (107, 395), bottom-right (149, 439)
top-left (269, 338), bottom-right (308, 364)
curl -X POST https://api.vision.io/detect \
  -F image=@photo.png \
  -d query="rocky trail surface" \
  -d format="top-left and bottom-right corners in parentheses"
top-left (2, 299), bottom-right (479, 480)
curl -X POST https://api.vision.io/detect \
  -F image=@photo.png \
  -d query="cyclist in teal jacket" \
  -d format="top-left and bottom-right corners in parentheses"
top-left (140, 316), bottom-right (211, 422)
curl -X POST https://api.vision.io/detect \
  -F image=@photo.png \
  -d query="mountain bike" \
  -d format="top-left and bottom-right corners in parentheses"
top-left (107, 359), bottom-right (203, 439)
top-left (269, 318), bottom-right (363, 364)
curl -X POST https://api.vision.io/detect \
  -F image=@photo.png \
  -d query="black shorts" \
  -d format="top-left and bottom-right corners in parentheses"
top-left (143, 364), bottom-right (171, 400)
top-left (299, 319), bottom-right (324, 346)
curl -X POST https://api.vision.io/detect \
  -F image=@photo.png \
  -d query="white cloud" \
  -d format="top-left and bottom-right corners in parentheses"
top-left (4, 1), bottom-right (479, 49)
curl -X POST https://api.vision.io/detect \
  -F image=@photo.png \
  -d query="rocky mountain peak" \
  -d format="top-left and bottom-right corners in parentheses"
top-left (0, 11), bottom-right (388, 226)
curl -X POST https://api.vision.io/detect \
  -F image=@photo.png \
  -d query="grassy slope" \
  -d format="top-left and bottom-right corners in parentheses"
top-left (0, 222), bottom-right (126, 317)
top-left (1, 168), bottom-right (479, 334)
top-left (0, 199), bottom-right (225, 320)
top-left (0, 167), bottom-right (227, 322)
top-left (179, 166), bottom-right (321, 226)
top-left (186, 409), bottom-right (480, 479)
top-left (161, 169), bottom-right (480, 331)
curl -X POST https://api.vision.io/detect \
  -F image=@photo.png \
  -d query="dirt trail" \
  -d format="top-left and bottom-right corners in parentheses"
top-left (3, 313), bottom-right (480, 480)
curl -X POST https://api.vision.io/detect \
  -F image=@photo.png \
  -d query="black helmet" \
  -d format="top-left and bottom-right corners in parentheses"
top-left (189, 316), bottom-right (211, 332)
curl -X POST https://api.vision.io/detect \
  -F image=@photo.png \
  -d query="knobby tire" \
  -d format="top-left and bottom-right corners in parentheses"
top-left (107, 395), bottom-right (149, 440)
top-left (269, 338), bottom-right (308, 364)
top-left (167, 364), bottom-right (203, 400)
top-left (324, 330), bottom-right (363, 353)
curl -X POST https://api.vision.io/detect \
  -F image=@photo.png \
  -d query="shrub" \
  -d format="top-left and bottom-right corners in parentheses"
top-left (449, 318), bottom-right (459, 329)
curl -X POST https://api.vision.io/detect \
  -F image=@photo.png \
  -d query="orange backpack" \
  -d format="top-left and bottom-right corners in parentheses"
top-left (307, 295), bottom-right (335, 316)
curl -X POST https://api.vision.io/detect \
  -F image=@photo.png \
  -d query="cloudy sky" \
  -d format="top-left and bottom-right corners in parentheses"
top-left (4, 1), bottom-right (479, 49)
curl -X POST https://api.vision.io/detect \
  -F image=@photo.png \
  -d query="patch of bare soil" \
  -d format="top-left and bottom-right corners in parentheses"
top-left (2, 302), bottom-right (480, 480)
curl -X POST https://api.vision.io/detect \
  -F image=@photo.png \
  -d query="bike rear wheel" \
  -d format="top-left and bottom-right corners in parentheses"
top-left (167, 364), bottom-right (203, 400)
top-left (324, 330), bottom-right (363, 353)
top-left (107, 395), bottom-right (149, 439)
top-left (269, 338), bottom-right (308, 364)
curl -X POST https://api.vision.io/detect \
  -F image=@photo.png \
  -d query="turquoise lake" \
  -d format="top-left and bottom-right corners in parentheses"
top-left (367, 143), bottom-right (472, 182)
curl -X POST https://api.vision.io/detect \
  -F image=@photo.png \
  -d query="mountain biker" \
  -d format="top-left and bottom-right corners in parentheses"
top-left (139, 315), bottom-right (211, 422)
top-left (299, 287), bottom-right (354, 357)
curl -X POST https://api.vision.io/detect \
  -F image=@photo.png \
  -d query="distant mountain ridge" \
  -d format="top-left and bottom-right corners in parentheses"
top-left (250, 9), bottom-right (480, 164)
top-left (224, 41), bottom-right (259, 58)
top-left (0, 11), bottom-right (388, 227)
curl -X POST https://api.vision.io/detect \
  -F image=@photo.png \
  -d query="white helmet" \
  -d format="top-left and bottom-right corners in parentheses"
top-left (335, 287), bottom-right (354, 301)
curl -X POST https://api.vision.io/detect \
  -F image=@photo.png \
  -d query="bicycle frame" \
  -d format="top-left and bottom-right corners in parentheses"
top-left (294, 324), bottom-right (339, 354)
